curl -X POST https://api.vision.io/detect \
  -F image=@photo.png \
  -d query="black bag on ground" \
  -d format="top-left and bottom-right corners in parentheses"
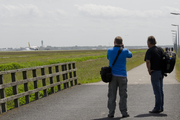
top-left (100, 47), bottom-right (123, 83)
top-left (162, 51), bottom-right (176, 74)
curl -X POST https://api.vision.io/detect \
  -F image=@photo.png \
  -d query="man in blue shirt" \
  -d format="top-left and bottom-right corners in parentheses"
top-left (107, 36), bottom-right (132, 118)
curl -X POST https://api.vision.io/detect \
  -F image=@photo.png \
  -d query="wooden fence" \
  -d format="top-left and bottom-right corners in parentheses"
top-left (0, 62), bottom-right (78, 114)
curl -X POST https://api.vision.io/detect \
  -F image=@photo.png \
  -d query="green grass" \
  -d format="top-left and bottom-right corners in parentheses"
top-left (0, 55), bottom-right (107, 71)
top-left (0, 49), bottom-right (146, 110)
top-left (76, 50), bottom-right (146, 84)
top-left (177, 48), bottom-right (180, 58)
top-left (176, 51), bottom-right (180, 82)
top-left (0, 49), bottom-right (146, 84)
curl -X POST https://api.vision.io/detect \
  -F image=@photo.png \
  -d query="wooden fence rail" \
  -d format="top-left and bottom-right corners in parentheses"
top-left (0, 62), bottom-right (78, 114)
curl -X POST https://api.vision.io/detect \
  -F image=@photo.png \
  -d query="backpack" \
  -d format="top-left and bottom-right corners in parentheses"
top-left (162, 50), bottom-right (176, 75)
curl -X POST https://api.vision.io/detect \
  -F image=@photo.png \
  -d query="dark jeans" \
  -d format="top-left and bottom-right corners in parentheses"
top-left (151, 70), bottom-right (164, 110)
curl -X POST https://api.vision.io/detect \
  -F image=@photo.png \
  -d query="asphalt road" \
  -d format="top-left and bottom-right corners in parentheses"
top-left (0, 63), bottom-right (179, 120)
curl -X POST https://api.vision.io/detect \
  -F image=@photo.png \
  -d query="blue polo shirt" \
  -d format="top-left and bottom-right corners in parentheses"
top-left (107, 46), bottom-right (132, 77)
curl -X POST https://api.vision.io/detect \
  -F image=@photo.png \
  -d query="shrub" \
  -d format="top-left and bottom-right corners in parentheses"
top-left (0, 63), bottom-right (25, 71)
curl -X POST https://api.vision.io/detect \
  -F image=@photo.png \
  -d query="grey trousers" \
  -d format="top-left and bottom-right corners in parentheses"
top-left (107, 75), bottom-right (128, 116)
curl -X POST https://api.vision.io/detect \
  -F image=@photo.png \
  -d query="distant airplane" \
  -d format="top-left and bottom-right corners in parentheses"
top-left (24, 42), bottom-right (38, 51)
top-left (28, 42), bottom-right (38, 50)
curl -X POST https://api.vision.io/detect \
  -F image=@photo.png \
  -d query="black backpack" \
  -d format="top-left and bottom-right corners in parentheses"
top-left (162, 50), bottom-right (176, 75)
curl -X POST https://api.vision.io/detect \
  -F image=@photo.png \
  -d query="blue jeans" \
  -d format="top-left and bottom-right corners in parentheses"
top-left (151, 70), bottom-right (164, 110)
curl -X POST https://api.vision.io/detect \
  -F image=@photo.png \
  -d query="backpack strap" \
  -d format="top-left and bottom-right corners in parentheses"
top-left (157, 46), bottom-right (164, 54)
top-left (112, 47), bottom-right (123, 66)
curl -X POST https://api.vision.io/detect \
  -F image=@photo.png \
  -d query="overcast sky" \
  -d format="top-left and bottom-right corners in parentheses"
top-left (0, 0), bottom-right (180, 48)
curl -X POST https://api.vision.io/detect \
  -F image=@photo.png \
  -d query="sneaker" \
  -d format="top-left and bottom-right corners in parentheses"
top-left (149, 109), bottom-right (161, 113)
top-left (108, 114), bottom-right (114, 118)
top-left (159, 109), bottom-right (164, 113)
top-left (122, 114), bottom-right (130, 118)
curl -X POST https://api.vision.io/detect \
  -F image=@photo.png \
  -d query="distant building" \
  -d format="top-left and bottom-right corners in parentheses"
top-left (41, 40), bottom-right (43, 47)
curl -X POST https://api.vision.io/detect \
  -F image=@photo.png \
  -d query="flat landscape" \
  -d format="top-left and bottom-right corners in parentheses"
top-left (0, 49), bottom-right (146, 83)
top-left (0, 49), bottom-right (179, 111)
top-left (0, 49), bottom-right (145, 111)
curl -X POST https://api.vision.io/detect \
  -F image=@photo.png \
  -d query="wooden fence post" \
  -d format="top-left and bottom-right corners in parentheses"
top-left (62, 65), bottom-right (67, 89)
top-left (0, 62), bottom-right (77, 114)
top-left (22, 71), bottom-right (30, 104)
top-left (55, 66), bottom-right (61, 91)
top-left (0, 75), bottom-right (7, 113)
top-left (11, 73), bottom-right (19, 108)
top-left (68, 63), bottom-right (73, 87)
top-left (64, 64), bottom-right (69, 88)
top-left (41, 68), bottom-right (47, 97)
top-left (72, 63), bottom-right (77, 85)
top-left (32, 69), bottom-right (39, 100)
top-left (48, 67), bottom-right (54, 94)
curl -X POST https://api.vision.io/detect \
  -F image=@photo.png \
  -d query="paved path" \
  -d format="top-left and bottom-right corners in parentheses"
top-left (0, 63), bottom-right (179, 120)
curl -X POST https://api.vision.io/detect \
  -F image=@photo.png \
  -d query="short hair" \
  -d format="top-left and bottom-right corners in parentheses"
top-left (114, 36), bottom-right (123, 44)
top-left (147, 36), bottom-right (157, 45)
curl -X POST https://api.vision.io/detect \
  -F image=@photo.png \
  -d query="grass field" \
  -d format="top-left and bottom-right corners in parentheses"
top-left (176, 58), bottom-right (180, 82)
top-left (0, 49), bottom-right (146, 84)
top-left (178, 48), bottom-right (180, 58)
top-left (176, 48), bottom-right (180, 82)
top-left (0, 49), bottom-right (145, 110)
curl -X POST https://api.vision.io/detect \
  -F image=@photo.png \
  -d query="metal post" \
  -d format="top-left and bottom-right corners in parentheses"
top-left (177, 25), bottom-right (179, 51)
top-left (172, 30), bottom-right (177, 53)
top-left (170, 12), bottom-right (180, 57)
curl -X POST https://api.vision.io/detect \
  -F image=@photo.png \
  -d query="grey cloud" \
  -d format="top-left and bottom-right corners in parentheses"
top-left (0, 4), bottom-right (43, 18)
top-left (47, 9), bottom-right (67, 21)
top-left (75, 4), bottom-right (180, 18)
top-left (0, 4), bottom-right (67, 19)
